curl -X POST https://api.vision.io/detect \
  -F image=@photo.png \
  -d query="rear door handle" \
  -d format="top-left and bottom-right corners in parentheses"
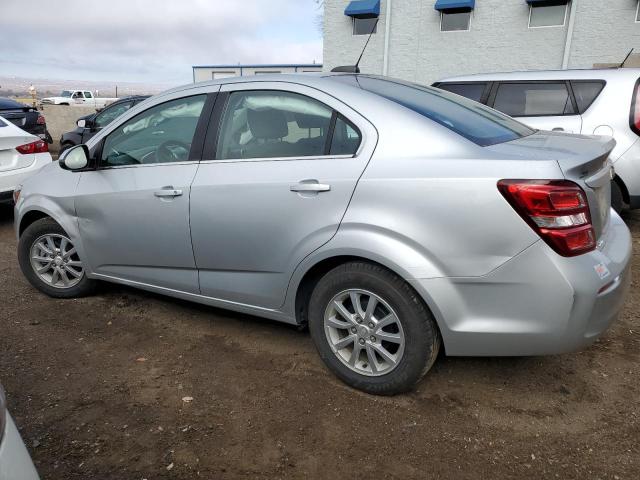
top-left (552, 127), bottom-right (565, 132)
top-left (290, 182), bottom-right (331, 193)
top-left (154, 187), bottom-right (183, 197)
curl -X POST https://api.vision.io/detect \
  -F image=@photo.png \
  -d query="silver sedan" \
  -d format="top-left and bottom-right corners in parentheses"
top-left (13, 74), bottom-right (632, 394)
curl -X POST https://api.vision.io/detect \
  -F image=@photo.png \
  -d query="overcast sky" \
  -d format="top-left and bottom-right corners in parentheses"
top-left (0, 0), bottom-right (323, 85)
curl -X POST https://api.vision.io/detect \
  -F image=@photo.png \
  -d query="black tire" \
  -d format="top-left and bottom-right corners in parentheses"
top-left (18, 218), bottom-right (96, 298)
top-left (308, 261), bottom-right (441, 395)
top-left (611, 180), bottom-right (627, 214)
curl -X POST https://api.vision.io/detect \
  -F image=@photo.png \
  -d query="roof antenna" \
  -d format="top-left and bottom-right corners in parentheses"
top-left (620, 48), bottom-right (634, 68)
top-left (331, 17), bottom-right (380, 74)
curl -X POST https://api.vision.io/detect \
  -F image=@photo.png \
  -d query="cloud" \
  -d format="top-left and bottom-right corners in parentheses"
top-left (0, 0), bottom-right (323, 84)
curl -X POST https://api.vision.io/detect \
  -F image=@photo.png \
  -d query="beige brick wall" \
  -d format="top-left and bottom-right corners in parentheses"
top-left (324, 0), bottom-right (640, 85)
top-left (40, 105), bottom-right (96, 154)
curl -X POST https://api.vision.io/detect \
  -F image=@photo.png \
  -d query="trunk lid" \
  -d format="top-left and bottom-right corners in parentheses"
top-left (0, 118), bottom-right (38, 172)
top-left (487, 131), bottom-right (615, 239)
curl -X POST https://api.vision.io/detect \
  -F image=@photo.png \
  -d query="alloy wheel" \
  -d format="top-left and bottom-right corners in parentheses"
top-left (324, 289), bottom-right (405, 377)
top-left (29, 234), bottom-right (84, 289)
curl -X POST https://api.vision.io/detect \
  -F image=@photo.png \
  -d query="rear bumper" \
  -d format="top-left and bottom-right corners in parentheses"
top-left (0, 414), bottom-right (39, 480)
top-left (411, 210), bottom-right (632, 356)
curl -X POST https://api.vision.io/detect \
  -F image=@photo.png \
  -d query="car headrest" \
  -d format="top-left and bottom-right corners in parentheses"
top-left (247, 108), bottom-right (288, 139)
top-left (295, 113), bottom-right (328, 129)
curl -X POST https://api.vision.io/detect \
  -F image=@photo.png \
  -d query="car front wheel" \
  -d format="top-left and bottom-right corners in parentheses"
top-left (308, 261), bottom-right (441, 395)
top-left (18, 218), bottom-right (96, 298)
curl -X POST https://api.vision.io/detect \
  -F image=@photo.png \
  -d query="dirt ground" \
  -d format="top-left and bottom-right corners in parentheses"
top-left (0, 204), bottom-right (638, 480)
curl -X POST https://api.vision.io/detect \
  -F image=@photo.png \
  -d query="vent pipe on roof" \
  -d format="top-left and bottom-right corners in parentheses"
top-left (561, 0), bottom-right (577, 69)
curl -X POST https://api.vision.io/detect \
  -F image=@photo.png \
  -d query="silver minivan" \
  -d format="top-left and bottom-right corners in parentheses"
top-left (435, 68), bottom-right (640, 212)
top-left (14, 74), bottom-right (632, 394)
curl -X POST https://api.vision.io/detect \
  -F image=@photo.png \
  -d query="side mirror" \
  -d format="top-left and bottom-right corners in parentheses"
top-left (77, 118), bottom-right (94, 129)
top-left (59, 144), bottom-right (90, 171)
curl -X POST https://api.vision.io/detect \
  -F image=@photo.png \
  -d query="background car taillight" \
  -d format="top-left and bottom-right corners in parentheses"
top-left (36, 114), bottom-right (46, 125)
top-left (498, 180), bottom-right (596, 257)
top-left (631, 78), bottom-right (640, 136)
top-left (16, 140), bottom-right (49, 154)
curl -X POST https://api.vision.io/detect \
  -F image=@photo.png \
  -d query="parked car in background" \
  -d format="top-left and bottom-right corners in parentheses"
top-left (41, 89), bottom-right (118, 107)
top-left (0, 384), bottom-right (40, 479)
top-left (0, 98), bottom-right (52, 144)
top-left (0, 117), bottom-right (52, 204)
top-left (59, 96), bottom-right (150, 153)
top-left (434, 68), bottom-right (640, 213)
top-left (14, 74), bottom-right (631, 395)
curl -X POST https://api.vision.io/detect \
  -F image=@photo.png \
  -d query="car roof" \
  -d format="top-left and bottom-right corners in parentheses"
top-left (436, 68), bottom-right (640, 83)
top-left (0, 97), bottom-right (28, 110)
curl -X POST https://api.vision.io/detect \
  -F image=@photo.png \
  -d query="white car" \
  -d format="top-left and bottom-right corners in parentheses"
top-left (0, 385), bottom-right (40, 479)
top-left (0, 117), bottom-right (52, 204)
top-left (434, 68), bottom-right (640, 213)
top-left (41, 90), bottom-right (118, 108)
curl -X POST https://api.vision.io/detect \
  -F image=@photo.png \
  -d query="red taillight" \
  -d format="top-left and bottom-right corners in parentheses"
top-left (16, 140), bottom-right (49, 154)
top-left (631, 79), bottom-right (640, 136)
top-left (498, 180), bottom-right (596, 257)
top-left (36, 114), bottom-right (46, 125)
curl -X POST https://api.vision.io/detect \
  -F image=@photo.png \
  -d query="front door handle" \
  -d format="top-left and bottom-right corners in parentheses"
top-left (154, 187), bottom-right (183, 197)
top-left (290, 182), bottom-right (331, 193)
top-left (552, 127), bottom-right (565, 132)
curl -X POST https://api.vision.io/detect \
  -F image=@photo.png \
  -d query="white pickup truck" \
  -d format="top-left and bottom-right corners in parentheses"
top-left (41, 90), bottom-right (118, 107)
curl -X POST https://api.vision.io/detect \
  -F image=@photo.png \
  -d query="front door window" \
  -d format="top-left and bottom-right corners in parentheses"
top-left (101, 95), bottom-right (206, 166)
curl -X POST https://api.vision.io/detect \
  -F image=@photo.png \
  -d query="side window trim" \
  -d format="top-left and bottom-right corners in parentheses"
top-left (324, 111), bottom-right (338, 156)
top-left (487, 80), bottom-right (579, 118)
top-left (202, 88), bottom-right (362, 162)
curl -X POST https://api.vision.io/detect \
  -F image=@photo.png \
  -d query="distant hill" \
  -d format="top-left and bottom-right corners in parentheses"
top-left (0, 75), bottom-right (175, 99)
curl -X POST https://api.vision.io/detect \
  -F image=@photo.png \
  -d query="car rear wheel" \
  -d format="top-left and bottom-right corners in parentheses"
top-left (308, 261), bottom-right (441, 395)
top-left (18, 218), bottom-right (96, 298)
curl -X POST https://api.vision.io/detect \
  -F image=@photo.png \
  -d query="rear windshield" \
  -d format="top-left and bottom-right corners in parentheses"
top-left (335, 75), bottom-right (534, 146)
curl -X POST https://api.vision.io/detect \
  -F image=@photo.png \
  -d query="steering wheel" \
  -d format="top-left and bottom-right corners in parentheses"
top-left (155, 140), bottom-right (191, 163)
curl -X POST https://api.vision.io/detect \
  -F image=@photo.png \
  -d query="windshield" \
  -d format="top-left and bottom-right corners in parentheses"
top-left (61, 90), bottom-right (72, 97)
top-left (335, 75), bottom-right (534, 147)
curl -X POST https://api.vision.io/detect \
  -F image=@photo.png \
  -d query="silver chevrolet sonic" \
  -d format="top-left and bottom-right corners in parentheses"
top-left (14, 74), bottom-right (632, 395)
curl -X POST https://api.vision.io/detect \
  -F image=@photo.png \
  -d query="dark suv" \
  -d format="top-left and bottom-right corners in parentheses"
top-left (59, 95), bottom-right (149, 152)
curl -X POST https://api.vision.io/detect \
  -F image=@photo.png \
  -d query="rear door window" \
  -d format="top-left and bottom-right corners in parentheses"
top-left (492, 82), bottom-right (576, 117)
top-left (436, 83), bottom-right (487, 103)
top-left (216, 90), bottom-right (333, 160)
top-left (570, 81), bottom-right (605, 113)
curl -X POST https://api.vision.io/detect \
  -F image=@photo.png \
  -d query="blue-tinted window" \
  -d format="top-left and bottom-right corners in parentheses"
top-left (350, 76), bottom-right (534, 146)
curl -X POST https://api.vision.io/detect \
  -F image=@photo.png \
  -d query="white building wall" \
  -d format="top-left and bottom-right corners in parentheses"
top-left (569, 0), bottom-right (640, 68)
top-left (323, 0), bottom-right (640, 85)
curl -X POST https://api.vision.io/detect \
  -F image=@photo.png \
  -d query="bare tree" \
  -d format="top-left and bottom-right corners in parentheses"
top-left (315, 0), bottom-right (324, 35)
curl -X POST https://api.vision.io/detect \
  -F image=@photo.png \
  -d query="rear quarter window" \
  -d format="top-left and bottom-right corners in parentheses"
top-left (352, 76), bottom-right (534, 147)
top-left (570, 81), bottom-right (605, 113)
